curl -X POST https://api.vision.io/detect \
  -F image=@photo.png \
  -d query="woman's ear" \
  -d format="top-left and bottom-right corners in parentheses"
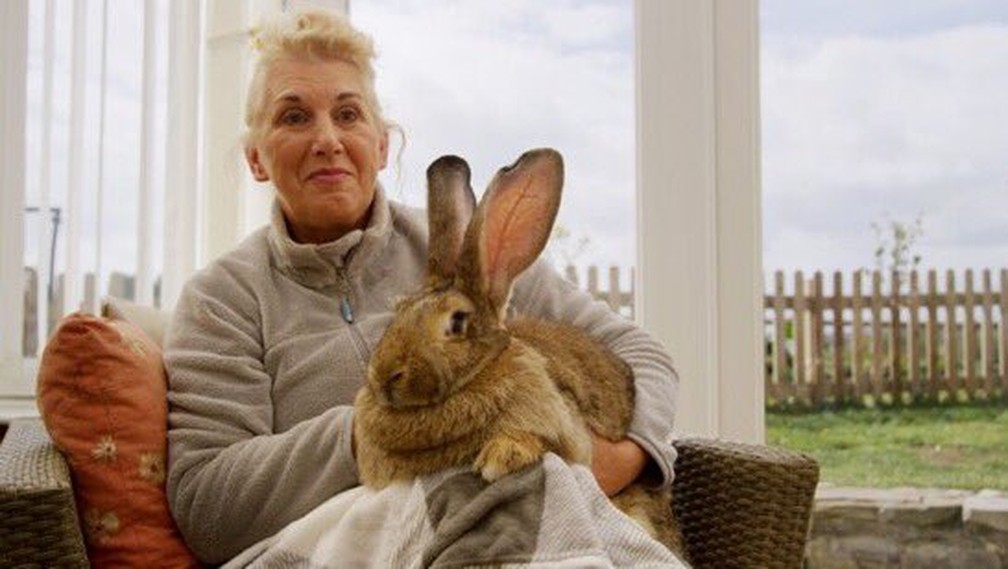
top-left (245, 146), bottom-right (270, 182)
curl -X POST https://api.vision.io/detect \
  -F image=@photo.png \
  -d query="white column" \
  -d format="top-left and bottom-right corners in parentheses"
top-left (89, 0), bottom-right (110, 314)
top-left (203, 1), bottom-right (249, 263)
top-left (35, 0), bottom-right (56, 342)
top-left (64, 0), bottom-right (89, 315)
top-left (0, 0), bottom-right (30, 394)
top-left (293, 0), bottom-right (349, 13)
top-left (241, 0), bottom-right (283, 235)
top-left (635, 0), bottom-right (764, 443)
top-left (237, 0), bottom-right (349, 238)
top-left (136, 0), bottom-right (160, 305)
top-left (162, 0), bottom-right (203, 310)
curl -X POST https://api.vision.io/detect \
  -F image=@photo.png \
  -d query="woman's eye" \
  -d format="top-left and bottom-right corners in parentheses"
top-left (335, 106), bottom-right (360, 124)
top-left (447, 310), bottom-right (468, 337)
top-left (279, 108), bottom-right (309, 126)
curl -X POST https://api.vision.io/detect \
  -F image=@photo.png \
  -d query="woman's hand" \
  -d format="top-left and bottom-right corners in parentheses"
top-left (590, 434), bottom-right (649, 497)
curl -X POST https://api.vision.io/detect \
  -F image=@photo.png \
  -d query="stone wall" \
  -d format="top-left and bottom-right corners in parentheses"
top-left (807, 486), bottom-right (1008, 568)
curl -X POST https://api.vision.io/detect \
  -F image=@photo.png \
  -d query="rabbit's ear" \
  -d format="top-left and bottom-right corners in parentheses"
top-left (459, 148), bottom-right (563, 316)
top-left (426, 155), bottom-right (476, 288)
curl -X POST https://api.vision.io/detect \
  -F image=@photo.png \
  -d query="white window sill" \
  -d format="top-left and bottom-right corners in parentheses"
top-left (0, 357), bottom-right (39, 424)
top-left (0, 396), bottom-right (38, 424)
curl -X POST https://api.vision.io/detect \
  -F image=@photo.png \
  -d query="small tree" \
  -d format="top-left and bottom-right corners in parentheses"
top-left (870, 213), bottom-right (924, 284)
top-left (546, 222), bottom-right (590, 270)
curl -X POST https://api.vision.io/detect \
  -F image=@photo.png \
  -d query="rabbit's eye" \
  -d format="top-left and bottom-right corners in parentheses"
top-left (448, 310), bottom-right (469, 337)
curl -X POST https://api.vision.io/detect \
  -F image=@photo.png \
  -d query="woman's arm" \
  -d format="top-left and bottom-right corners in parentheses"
top-left (591, 435), bottom-right (649, 496)
top-left (164, 273), bottom-right (358, 564)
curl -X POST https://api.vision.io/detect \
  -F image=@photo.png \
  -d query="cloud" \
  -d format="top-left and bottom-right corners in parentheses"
top-left (352, 0), bottom-right (636, 271)
top-left (362, 1), bottom-right (1008, 277)
top-left (762, 23), bottom-right (1008, 273)
top-left (27, 0), bottom-right (1007, 294)
top-left (762, 0), bottom-right (1008, 39)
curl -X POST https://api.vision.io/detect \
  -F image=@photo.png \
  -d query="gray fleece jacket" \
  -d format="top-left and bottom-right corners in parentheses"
top-left (164, 188), bottom-right (678, 564)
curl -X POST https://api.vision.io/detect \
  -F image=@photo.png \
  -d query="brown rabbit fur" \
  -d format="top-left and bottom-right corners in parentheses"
top-left (353, 149), bottom-right (683, 554)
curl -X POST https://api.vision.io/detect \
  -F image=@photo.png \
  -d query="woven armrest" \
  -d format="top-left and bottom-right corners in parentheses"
top-left (672, 438), bottom-right (819, 569)
top-left (0, 418), bottom-right (89, 568)
top-left (0, 419), bottom-right (817, 568)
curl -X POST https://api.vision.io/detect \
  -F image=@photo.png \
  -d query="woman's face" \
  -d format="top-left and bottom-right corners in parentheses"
top-left (246, 57), bottom-right (388, 244)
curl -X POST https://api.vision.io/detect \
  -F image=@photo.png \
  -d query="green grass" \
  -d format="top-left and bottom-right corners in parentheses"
top-left (766, 403), bottom-right (1008, 490)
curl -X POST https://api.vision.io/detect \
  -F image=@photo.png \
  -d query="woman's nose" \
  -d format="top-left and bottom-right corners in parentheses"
top-left (311, 119), bottom-right (344, 156)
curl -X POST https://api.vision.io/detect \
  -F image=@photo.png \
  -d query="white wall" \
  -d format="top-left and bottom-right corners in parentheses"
top-left (0, 0), bottom-right (30, 395)
top-left (161, 0), bottom-right (203, 310)
top-left (206, 0), bottom-right (351, 256)
top-left (1, 0), bottom-right (766, 426)
top-left (635, 0), bottom-right (764, 443)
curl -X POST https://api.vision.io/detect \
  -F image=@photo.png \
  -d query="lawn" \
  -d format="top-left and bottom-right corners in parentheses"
top-left (766, 403), bottom-right (1008, 491)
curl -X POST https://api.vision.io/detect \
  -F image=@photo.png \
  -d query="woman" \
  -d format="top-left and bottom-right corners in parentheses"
top-left (164, 9), bottom-right (678, 564)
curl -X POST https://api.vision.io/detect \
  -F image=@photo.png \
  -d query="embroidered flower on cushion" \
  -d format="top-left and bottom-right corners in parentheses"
top-left (84, 509), bottom-right (120, 544)
top-left (91, 435), bottom-right (118, 462)
top-left (138, 452), bottom-right (166, 484)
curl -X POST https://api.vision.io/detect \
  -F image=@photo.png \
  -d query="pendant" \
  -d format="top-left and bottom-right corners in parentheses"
top-left (340, 297), bottom-right (354, 324)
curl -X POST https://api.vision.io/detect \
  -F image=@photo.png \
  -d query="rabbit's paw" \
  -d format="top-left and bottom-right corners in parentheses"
top-left (475, 433), bottom-right (546, 481)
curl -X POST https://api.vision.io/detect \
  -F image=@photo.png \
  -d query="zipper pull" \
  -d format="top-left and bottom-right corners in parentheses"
top-left (340, 297), bottom-right (354, 324)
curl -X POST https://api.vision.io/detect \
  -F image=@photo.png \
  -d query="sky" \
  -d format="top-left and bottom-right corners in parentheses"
top-left (351, 0), bottom-right (636, 274)
top-left (19, 0), bottom-right (1008, 296)
top-left (355, 0), bottom-right (1008, 278)
top-left (761, 0), bottom-right (1008, 276)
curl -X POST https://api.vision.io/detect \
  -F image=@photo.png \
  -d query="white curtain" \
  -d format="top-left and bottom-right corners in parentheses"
top-left (0, 0), bottom-right (353, 397)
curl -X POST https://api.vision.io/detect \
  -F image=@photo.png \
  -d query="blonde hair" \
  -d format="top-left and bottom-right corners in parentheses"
top-left (245, 9), bottom-right (388, 143)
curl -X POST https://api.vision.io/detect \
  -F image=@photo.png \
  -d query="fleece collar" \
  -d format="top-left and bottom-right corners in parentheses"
top-left (266, 186), bottom-right (393, 289)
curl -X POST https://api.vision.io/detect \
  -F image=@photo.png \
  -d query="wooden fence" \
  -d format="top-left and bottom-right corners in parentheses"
top-left (565, 265), bottom-right (1008, 409)
top-left (21, 264), bottom-right (1008, 410)
top-left (765, 269), bottom-right (1008, 409)
top-left (565, 265), bottom-right (635, 320)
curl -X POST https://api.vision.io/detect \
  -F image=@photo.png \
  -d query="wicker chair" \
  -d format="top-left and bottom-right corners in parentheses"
top-left (0, 417), bottom-right (818, 568)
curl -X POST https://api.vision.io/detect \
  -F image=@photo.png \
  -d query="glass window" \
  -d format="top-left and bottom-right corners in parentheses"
top-left (351, 1), bottom-right (636, 278)
top-left (762, 1), bottom-right (1008, 273)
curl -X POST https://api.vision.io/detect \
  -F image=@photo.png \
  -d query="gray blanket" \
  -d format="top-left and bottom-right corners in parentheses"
top-left (224, 454), bottom-right (686, 568)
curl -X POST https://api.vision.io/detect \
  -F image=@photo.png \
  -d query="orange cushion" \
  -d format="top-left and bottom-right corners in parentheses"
top-left (37, 312), bottom-right (200, 568)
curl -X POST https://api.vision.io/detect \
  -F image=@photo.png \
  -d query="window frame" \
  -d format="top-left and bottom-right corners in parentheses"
top-left (0, 0), bottom-right (30, 397)
top-left (635, 0), bottom-right (764, 442)
top-left (1, 0), bottom-right (764, 441)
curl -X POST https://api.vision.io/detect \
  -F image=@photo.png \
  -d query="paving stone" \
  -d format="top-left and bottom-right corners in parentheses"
top-left (840, 535), bottom-right (901, 567)
top-left (807, 486), bottom-right (1008, 568)
top-left (807, 538), bottom-right (860, 569)
top-left (879, 502), bottom-right (961, 526)
top-left (965, 493), bottom-right (1008, 533)
top-left (901, 542), bottom-right (1001, 569)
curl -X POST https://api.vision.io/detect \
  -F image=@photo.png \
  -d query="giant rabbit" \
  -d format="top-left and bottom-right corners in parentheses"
top-left (354, 149), bottom-right (682, 553)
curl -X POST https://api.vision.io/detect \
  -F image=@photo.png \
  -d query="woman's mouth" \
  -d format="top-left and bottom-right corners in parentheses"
top-left (308, 168), bottom-right (351, 184)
